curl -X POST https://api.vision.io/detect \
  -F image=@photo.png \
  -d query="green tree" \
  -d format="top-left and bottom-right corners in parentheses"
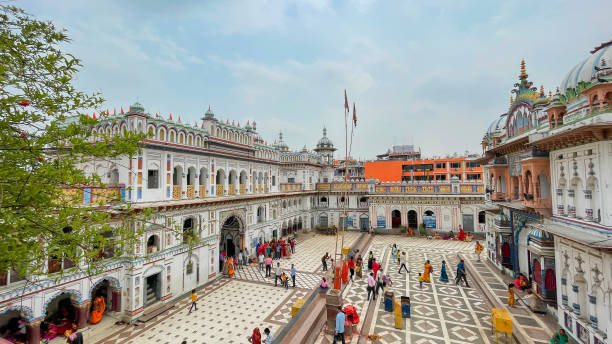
top-left (0, 5), bottom-right (145, 282)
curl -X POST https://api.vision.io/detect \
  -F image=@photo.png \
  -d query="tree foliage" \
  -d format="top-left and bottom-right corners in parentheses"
top-left (0, 5), bottom-right (145, 281)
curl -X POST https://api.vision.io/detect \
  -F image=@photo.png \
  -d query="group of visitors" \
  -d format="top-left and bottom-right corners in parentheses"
top-left (219, 247), bottom-right (250, 278)
top-left (431, 227), bottom-right (474, 242)
top-left (256, 238), bottom-right (296, 261)
top-left (246, 327), bottom-right (274, 344)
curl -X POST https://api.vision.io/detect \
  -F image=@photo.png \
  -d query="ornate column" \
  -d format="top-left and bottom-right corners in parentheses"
top-left (556, 188), bottom-right (565, 215)
top-left (112, 288), bottom-right (122, 312)
top-left (567, 188), bottom-right (576, 217)
top-left (583, 189), bottom-right (593, 221)
top-left (74, 301), bottom-right (90, 328)
top-left (27, 320), bottom-right (41, 344)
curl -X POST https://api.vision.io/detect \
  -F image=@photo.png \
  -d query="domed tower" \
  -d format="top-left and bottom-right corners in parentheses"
top-left (274, 132), bottom-right (290, 152)
top-left (314, 127), bottom-right (336, 164)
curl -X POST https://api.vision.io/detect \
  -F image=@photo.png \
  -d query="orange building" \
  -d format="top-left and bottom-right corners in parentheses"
top-left (365, 157), bottom-right (483, 183)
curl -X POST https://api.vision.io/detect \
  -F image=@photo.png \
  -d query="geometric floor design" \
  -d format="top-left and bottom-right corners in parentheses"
top-left (316, 236), bottom-right (501, 344)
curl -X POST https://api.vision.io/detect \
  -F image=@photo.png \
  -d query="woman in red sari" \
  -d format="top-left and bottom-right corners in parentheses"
top-left (457, 227), bottom-right (466, 241)
top-left (281, 240), bottom-right (288, 257)
top-left (247, 327), bottom-right (261, 344)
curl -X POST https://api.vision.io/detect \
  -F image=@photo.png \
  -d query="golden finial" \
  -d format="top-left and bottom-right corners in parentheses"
top-left (519, 58), bottom-right (528, 79)
top-left (540, 84), bottom-right (545, 97)
top-left (510, 95), bottom-right (514, 106)
top-left (548, 90), bottom-right (552, 99)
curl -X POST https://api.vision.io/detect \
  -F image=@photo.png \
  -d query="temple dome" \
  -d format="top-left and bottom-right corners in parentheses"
top-left (487, 114), bottom-right (507, 137)
top-left (316, 127), bottom-right (334, 149)
top-left (559, 41), bottom-right (612, 96)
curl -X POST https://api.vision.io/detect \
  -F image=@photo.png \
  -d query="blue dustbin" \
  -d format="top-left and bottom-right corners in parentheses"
top-left (401, 296), bottom-right (411, 318)
top-left (384, 291), bottom-right (394, 312)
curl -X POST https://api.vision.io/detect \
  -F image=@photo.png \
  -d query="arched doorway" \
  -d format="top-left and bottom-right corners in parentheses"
top-left (319, 214), bottom-right (328, 228)
top-left (501, 242), bottom-right (511, 268)
top-left (359, 215), bottom-right (369, 231)
top-left (423, 210), bottom-right (436, 229)
top-left (219, 216), bottom-right (242, 261)
top-left (90, 277), bottom-right (120, 324)
top-left (43, 292), bottom-right (79, 336)
top-left (391, 210), bottom-right (401, 228)
top-left (407, 210), bottom-right (418, 230)
top-left (533, 259), bottom-right (542, 295)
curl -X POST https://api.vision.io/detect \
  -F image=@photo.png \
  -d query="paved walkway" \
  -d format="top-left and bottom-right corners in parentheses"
top-left (316, 236), bottom-right (498, 344)
top-left (82, 231), bottom-right (360, 344)
top-left (462, 255), bottom-right (557, 344)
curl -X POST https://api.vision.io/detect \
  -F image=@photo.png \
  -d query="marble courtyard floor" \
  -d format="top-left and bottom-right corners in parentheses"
top-left (72, 232), bottom-right (559, 344)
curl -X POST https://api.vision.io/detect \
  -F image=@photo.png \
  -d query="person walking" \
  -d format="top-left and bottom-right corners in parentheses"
top-left (291, 264), bottom-right (296, 288)
top-left (243, 248), bottom-right (249, 265)
top-left (322, 252), bottom-right (329, 271)
top-left (238, 250), bottom-right (243, 269)
top-left (188, 289), bottom-right (197, 314)
top-left (422, 260), bottom-right (432, 283)
top-left (455, 259), bottom-right (470, 287)
top-left (375, 268), bottom-right (384, 297)
top-left (265, 256), bottom-right (272, 277)
top-left (508, 283), bottom-right (515, 307)
top-left (290, 238), bottom-right (295, 253)
top-left (398, 251), bottom-right (409, 274)
top-left (475, 241), bottom-right (483, 261)
top-left (439, 260), bottom-right (449, 282)
top-left (348, 256), bottom-right (355, 280)
top-left (281, 272), bottom-right (288, 289)
top-left (247, 327), bottom-right (262, 344)
top-left (275, 263), bottom-right (282, 286)
top-left (276, 243), bottom-right (282, 260)
top-left (367, 251), bottom-right (373, 270)
top-left (550, 328), bottom-right (569, 344)
top-left (259, 253), bottom-right (265, 271)
top-left (263, 328), bottom-right (274, 344)
top-left (367, 272), bottom-right (376, 300)
top-left (372, 258), bottom-right (380, 279)
top-left (356, 254), bottom-right (363, 278)
top-left (333, 306), bottom-right (346, 344)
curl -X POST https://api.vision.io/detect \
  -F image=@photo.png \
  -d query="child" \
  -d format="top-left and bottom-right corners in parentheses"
top-left (418, 273), bottom-right (423, 289)
top-left (188, 289), bottom-right (197, 314)
top-left (508, 283), bottom-right (515, 307)
top-left (382, 273), bottom-right (392, 293)
top-left (281, 272), bottom-right (288, 289)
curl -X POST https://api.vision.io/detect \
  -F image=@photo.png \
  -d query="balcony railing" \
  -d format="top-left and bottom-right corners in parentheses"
top-left (62, 184), bottom-right (125, 205)
top-left (216, 185), bottom-right (224, 196)
top-left (240, 185), bottom-right (246, 195)
top-left (199, 185), bottom-right (207, 197)
top-left (187, 185), bottom-right (195, 199)
top-left (315, 182), bottom-right (484, 195)
top-left (264, 186), bottom-right (268, 193)
top-left (229, 184), bottom-right (236, 195)
top-left (280, 183), bottom-right (302, 192)
top-left (172, 185), bottom-right (181, 199)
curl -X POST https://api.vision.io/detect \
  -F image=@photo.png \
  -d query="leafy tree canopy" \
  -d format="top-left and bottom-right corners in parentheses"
top-left (0, 5), bottom-right (146, 282)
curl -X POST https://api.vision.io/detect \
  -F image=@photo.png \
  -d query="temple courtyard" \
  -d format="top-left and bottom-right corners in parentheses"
top-left (68, 232), bottom-right (558, 344)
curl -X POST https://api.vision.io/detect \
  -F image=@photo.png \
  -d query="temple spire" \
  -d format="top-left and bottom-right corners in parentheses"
top-left (540, 84), bottom-right (545, 97)
top-left (519, 58), bottom-right (528, 80)
top-left (510, 95), bottom-right (514, 107)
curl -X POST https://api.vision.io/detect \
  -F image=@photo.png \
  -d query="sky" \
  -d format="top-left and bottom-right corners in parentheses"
top-left (20, 0), bottom-right (612, 159)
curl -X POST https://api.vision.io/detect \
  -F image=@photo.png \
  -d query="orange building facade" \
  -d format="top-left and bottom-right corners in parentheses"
top-left (365, 157), bottom-right (483, 183)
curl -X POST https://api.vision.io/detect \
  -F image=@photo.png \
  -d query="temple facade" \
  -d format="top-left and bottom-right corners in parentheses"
top-left (477, 41), bottom-right (612, 343)
top-left (0, 103), bottom-right (485, 343)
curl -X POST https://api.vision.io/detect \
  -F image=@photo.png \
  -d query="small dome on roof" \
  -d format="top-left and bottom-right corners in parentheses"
top-left (131, 102), bottom-right (145, 113)
top-left (274, 132), bottom-right (290, 152)
top-left (315, 127), bottom-right (334, 149)
top-left (559, 40), bottom-right (612, 96)
top-left (487, 114), bottom-right (507, 137)
top-left (204, 105), bottom-right (215, 119)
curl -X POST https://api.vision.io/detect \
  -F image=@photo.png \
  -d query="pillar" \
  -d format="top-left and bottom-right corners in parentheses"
top-left (112, 289), bottom-right (122, 312)
top-left (74, 302), bottom-right (90, 328)
top-left (26, 320), bottom-right (41, 344)
top-left (584, 190), bottom-right (593, 221)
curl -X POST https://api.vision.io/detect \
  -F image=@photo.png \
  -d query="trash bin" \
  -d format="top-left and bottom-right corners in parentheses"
top-left (401, 296), bottom-right (411, 318)
top-left (384, 291), bottom-right (394, 312)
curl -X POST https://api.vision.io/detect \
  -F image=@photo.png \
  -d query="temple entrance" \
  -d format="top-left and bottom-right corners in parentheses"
top-left (462, 214), bottom-right (474, 232)
top-left (42, 292), bottom-right (78, 339)
top-left (407, 210), bottom-right (418, 230)
top-left (423, 210), bottom-right (436, 229)
top-left (359, 215), bottom-right (369, 231)
top-left (391, 210), bottom-right (401, 228)
top-left (144, 273), bottom-right (161, 307)
top-left (90, 280), bottom-right (111, 325)
top-left (501, 242), bottom-right (511, 269)
top-left (220, 216), bottom-right (242, 259)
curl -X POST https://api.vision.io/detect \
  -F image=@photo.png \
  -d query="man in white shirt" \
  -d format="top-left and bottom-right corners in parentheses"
top-left (367, 272), bottom-right (376, 300)
top-left (264, 328), bottom-right (274, 344)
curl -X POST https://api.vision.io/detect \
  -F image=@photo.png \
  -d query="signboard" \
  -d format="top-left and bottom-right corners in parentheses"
top-left (423, 215), bottom-right (436, 229)
top-left (377, 216), bottom-right (386, 228)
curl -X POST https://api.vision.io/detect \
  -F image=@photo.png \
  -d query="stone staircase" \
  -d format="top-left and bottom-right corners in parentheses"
top-left (145, 283), bottom-right (156, 306)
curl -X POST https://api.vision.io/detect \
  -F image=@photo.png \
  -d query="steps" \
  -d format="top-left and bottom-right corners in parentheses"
top-left (145, 284), bottom-right (156, 306)
top-left (137, 302), bottom-right (175, 323)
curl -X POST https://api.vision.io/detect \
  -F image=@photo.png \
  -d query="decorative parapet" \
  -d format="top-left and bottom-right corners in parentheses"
top-left (62, 184), bottom-right (126, 205)
top-left (280, 183), bottom-right (302, 192)
top-left (316, 182), bottom-right (483, 195)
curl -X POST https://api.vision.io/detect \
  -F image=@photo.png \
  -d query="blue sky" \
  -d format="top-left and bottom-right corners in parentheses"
top-left (22, 0), bottom-right (612, 159)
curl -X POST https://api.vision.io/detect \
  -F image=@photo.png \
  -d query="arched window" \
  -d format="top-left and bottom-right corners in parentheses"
top-left (169, 131), bottom-right (176, 143)
top-left (188, 135), bottom-right (193, 146)
top-left (179, 132), bottom-right (184, 144)
top-left (159, 129), bottom-right (166, 141)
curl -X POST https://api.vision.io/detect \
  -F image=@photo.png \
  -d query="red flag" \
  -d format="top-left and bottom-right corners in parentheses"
top-left (344, 89), bottom-right (349, 111)
top-left (121, 106), bottom-right (124, 114)
top-left (352, 102), bottom-right (357, 127)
